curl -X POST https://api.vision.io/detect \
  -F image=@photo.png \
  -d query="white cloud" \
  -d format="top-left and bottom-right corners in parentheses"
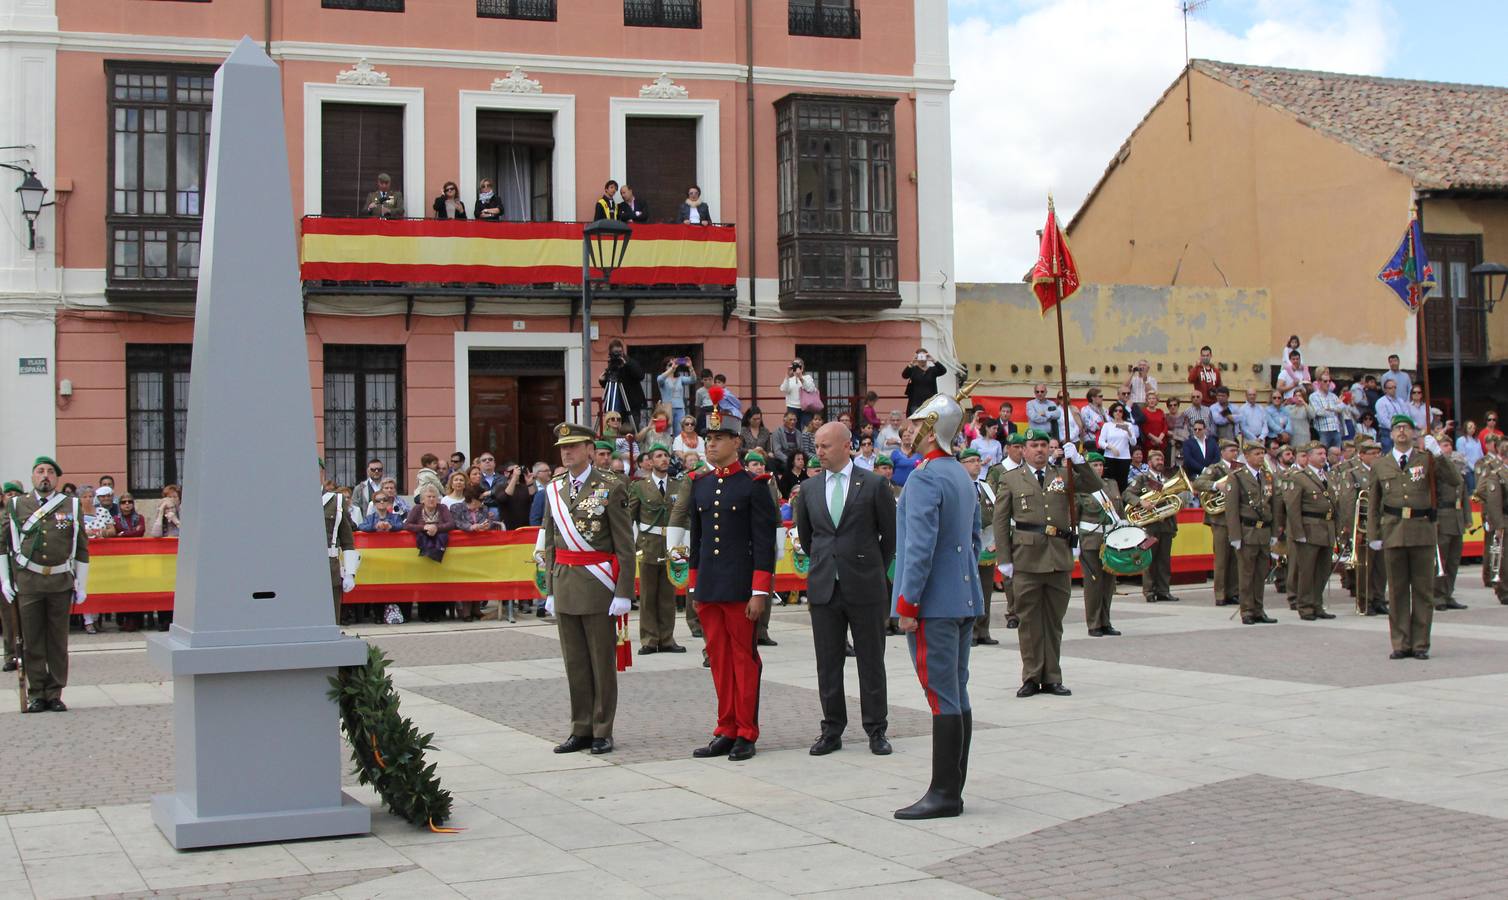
top-left (948, 0), bottom-right (1394, 283)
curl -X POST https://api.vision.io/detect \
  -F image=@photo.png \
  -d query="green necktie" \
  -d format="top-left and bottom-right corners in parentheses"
top-left (829, 472), bottom-right (846, 525)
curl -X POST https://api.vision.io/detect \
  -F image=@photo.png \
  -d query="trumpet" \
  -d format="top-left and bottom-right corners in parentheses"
top-left (1127, 469), bottom-right (1191, 526)
top-left (1200, 473), bottom-right (1231, 515)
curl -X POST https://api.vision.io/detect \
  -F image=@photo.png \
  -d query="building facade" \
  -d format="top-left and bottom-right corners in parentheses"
top-left (0, 0), bottom-right (956, 492)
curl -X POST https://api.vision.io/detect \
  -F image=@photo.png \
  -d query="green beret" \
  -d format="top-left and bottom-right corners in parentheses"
top-left (1024, 429), bottom-right (1050, 442)
top-left (874, 458), bottom-right (894, 469)
top-left (594, 440), bottom-right (615, 452)
top-left (958, 449), bottom-right (981, 461)
top-left (645, 443), bottom-right (671, 455)
top-left (806, 459), bottom-right (823, 471)
top-left (743, 451), bottom-right (766, 463)
top-left (1007, 433), bottom-right (1027, 446)
top-left (33, 455), bottom-right (62, 476)
top-left (1085, 451), bottom-right (1105, 463)
top-left (2, 481), bottom-right (21, 493)
top-left (1390, 414), bottom-right (1416, 430)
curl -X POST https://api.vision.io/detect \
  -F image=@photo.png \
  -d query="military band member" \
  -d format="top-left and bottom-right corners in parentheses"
top-left (1367, 415), bottom-right (1459, 660)
top-left (892, 391), bottom-right (982, 820)
top-left (1478, 450), bottom-right (1508, 604)
top-left (1194, 439), bottom-right (1242, 605)
top-left (687, 402), bottom-right (778, 762)
top-left (540, 423), bottom-right (636, 755)
top-left (987, 433), bottom-right (1026, 628)
top-left (1124, 448), bottom-right (1178, 604)
top-left (1433, 445), bottom-right (1469, 612)
top-left (960, 450), bottom-right (999, 646)
top-left (1, 480), bottom-right (21, 672)
top-left (993, 430), bottom-right (1104, 697)
top-left (2, 457), bottom-right (90, 712)
top-left (666, 475), bottom-right (704, 644)
top-left (1340, 440), bottom-right (1388, 615)
top-left (1284, 441), bottom-right (1338, 620)
top-left (320, 459), bottom-right (358, 624)
top-left (627, 444), bottom-right (686, 654)
top-left (1226, 440), bottom-right (1278, 624)
top-left (1078, 452), bottom-right (1122, 636)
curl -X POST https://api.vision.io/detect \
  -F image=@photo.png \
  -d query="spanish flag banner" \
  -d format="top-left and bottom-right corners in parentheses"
top-left (300, 219), bottom-right (737, 286)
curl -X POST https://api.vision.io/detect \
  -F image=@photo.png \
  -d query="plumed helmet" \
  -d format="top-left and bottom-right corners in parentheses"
top-left (908, 377), bottom-right (980, 450)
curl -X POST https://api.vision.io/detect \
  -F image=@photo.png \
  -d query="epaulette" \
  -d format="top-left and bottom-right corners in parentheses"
top-left (688, 468), bottom-right (710, 480)
top-left (552, 473), bottom-right (568, 484)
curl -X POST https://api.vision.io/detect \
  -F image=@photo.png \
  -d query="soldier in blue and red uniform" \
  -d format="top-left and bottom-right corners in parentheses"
top-left (687, 388), bottom-right (779, 762)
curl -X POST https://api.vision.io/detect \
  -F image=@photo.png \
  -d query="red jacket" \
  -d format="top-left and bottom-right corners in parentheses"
top-left (1188, 363), bottom-right (1222, 405)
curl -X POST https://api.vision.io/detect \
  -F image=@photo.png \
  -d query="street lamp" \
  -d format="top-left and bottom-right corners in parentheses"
top-left (579, 219), bottom-right (633, 431)
top-left (1448, 262), bottom-right (1508, 425)
top-left (1, 164), bottom-right (50, 250)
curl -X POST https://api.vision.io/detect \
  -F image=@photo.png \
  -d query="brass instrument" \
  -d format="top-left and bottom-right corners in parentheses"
top-left (1351, 490), bottom-right (1371, 615)
top-left (1491, 528), bottom-right (1504, 585)
top-left (1126, 469), bottom-right (1191, 526)
top-left (1200, 473), bottom-right (1231, 515)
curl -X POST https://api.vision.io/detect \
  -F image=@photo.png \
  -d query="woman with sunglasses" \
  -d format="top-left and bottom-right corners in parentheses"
top-left (432, 181), bottom-right (468, 220)
top-left (476, 178), bottom-right (504, 221)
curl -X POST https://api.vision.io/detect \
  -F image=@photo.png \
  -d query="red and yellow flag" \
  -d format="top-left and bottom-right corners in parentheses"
top-left (1031, 199), bottom-right (1080, 314)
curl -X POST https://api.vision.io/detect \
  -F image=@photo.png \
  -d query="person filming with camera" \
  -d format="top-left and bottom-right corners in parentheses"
top-left (599, 338), bottom-right (645, 429)
top-left (902, 349), bottom-right (947, 415)
top-left (781, 357), bottom-right (821, 429)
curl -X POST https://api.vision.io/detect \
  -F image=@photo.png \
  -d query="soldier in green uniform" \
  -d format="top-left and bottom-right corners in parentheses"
top-left (1339, 440), bottom-right (1387, 615)
top-left (1367, 415), bottom-right (1459, 660)
top-left (1434, 437), bottom-right (1469, 612)
top-left (874, 458), bottom-right (900, 501)
top-left (1078, 452), bottom-right (1122, 636)
top-left (666, 474), bottom-right (703, 643)
top-left (987, 434), bottom-right (1026, 628)
top-left (1, 481), bottom-right (20, 671)
top-left (1225, 440), bottom-right (1278, 624)
top-left (627, 444), bottom-right (686, 654)
top-left (320, 460), bottom-right (358, 624)
top-left (959, 450), bottom-right (999, 646)
top-left (1124, 448), bottom-right (1179, 604)
top-left (1194, 439), bottom-right (1242, 605)
top-left (744, 452), bottom-right (783, 507)
top-left (1478, 447), bottom-right (1508, 604)
top-left (2, 457), bottom-right (90, 712)
top-left (1486, 438), bottom-right (1508, 589)
top-left (539, 423), bottom-right (636, 754)
top-left (993, 430), bottom-right (1104, 697)
top-left (1283, 441), bottom-right (1338, 620)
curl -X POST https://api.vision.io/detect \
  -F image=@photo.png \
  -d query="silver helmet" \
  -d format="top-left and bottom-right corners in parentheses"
top-left (908, 378), bottom-right (980, 450)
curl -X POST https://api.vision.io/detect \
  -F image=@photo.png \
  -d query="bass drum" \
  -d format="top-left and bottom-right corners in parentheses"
top-left (1101, 524), bottom-right (1154, 576)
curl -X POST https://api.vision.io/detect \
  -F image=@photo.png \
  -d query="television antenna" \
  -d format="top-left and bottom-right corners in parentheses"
top-left (1181, 0), bottom-right (1211, 140)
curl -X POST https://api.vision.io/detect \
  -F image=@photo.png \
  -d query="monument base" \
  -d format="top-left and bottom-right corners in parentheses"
top-left (152, 790), bottom-right (370, 850)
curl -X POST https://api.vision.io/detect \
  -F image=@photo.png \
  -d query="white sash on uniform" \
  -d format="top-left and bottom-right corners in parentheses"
top-left (545, 479), bottom-right (616, 592)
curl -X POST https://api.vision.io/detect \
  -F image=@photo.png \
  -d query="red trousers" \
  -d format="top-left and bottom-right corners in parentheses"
top-left (696, 600), bottom-right (763, 742)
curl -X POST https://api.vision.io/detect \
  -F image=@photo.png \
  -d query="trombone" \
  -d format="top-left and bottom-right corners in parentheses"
top-left (1350, 491), bottom-right (1371, 615)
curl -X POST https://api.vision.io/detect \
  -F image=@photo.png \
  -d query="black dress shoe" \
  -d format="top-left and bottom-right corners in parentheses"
top-left (1101, 625), bottom-right (1122, 636)
top-left (1299, 614), bottom-right (1316, 621)
top-left (24, 699), bottom-right (47, 713)
top-left (1087, 627), bottom-right (1105, 637)
top-left (1316, 612), bottom-right (1336, 619)
top-left (693, 735), bottom-right (737, 758)
top-left (1, 659), bottom-right (15, 672)
top-left (535, 607), bottom-right (548, 618)
top-left (590, 737), bottom-right (614, 755)
top-left (553, 734), bottom-right (593, 754)
top-left (47, 698), bottom-right (67, 712)
top-left (702, 651), bottom-right (711, 668)
top-left (1161, 595), bottom-right (1180, 603)
top-left (1005, 616), bottom-right (1020, 629)
top-left (662, 643), bottom-right (688, 653)
top-left (1242, 617), bottom-right (1260, 625)
top-left (869, 733), bottom-right (893, 756)
top-left (809, 734), bottom-right (842, 756)
top-left (728, 738), bottom-right (757, 761)
top-left (690, 628), bottom-right (704, 638)
top-left (1016, 681), bottom-right (1040, 698)
top-left (1389, 650), bottom-right (1410, 660)
top-left (977, 636), bottom-right (999, 645)
top-left (757, 637), bottom-right (778, 647)
top-left (1437, 600), bottom-right (1468, 610)
top-left (1414, 650), bottom-right (1430, 660)
top-left (1041, 683), bottom-right (1072, 696)
top-left (639, 645), bottom-right (659, 655)
top-left (1256, 615), bottom-right (1277, 624)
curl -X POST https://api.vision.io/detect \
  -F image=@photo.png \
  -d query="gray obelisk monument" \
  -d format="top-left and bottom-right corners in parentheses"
top-left (147, 37), bottom-right (370, 850)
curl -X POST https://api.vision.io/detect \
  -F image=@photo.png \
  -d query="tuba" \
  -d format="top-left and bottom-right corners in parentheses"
top-left (1126, 469), bottom-right (1191, 526)
top-left (1200, 472), bottom-right (1231, 515)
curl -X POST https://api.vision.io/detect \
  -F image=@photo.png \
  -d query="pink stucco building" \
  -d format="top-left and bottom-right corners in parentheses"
top-left (0, 0), bottom-right (956, 492)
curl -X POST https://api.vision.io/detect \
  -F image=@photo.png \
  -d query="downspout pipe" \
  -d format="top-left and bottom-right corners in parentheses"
top-left (745, 0), bottom-right (759, 409)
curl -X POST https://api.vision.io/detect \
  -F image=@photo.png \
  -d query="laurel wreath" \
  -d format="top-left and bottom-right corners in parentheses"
top-left (328, 645), bottom-right (454, 830)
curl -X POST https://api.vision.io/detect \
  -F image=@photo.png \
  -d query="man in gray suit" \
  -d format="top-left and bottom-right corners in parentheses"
top-left (796, 422), bottom-right (897, 756)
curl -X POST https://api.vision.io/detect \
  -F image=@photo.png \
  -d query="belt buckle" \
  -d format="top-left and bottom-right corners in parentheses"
top-left (1325, 512), bottom-right (1333, 521)
top-left (41, 564), bottom-right (54, 576)
top-left (1045, 525), bottom-right (1059, 537)
top-left (1401, 508), bottom-right (1413, 520)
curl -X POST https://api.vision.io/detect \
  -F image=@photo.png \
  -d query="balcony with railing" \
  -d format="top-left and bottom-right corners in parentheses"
top-left (623, 0), bottom-right (701, 29)
top-left (789, 4), bottom-right (861, 39)
top-left (476, 0), bottom-right (556, 20)
top-left (321, 0), bottom-right (404, 12)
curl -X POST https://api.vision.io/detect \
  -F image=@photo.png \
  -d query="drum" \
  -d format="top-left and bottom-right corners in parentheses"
top-left (1101, 524), bottom-right (1154, 576)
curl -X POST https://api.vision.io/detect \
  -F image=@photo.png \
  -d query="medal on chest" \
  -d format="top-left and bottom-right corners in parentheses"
top-left (53, 511), bottom-right (72, 530)
top-left (1408, 465), bottom-right (1425, 483)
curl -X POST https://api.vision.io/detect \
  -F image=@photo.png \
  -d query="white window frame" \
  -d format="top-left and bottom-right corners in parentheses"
top-left (458, 90), bottom-right (576, 223)
top-left (608, 97), bottom-right (721, 224)
top-left (302, 83), bottom-right (426, 217)
top-left (452, 330), bottom-right (585, 462)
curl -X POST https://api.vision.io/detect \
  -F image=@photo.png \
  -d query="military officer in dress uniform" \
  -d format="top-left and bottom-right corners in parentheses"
top-left (1, 480), bottom-right (21, 672)
top-left (1226, 440), bottom-right (1278, 625)
top-left (539, 423), bottom-right (636, 754)
top-left (1340, 440), bottom-right (1388, 615)
top-left (959, 450), bottom-right (999, 646)
top-left (892, 390), bottom-right (983, 820)
top-left (2, 457), bottom-right (89, 712)
top-left (1367, 415), bottom-right (1459, 660)
top-left (993, 429), bottom-right (1104, 697)
top-left (1078, 452), bottom-right (1122, 636)
top-left (1194, 439), bottom-right (1242, 606)
top-left (1434, 443), bottom-right (1469, 612)
top-left (320, 459), bottom-right (358, 624)
top-left (686, 402), bottom-right (778, 762)
top-left (1284, 441), bottom-right (1338, 621)
top-left (1124, 448), bottom-right (1179, 604)
top-left (627, 444), bottom-right (686, 654)
top-left (987, 433), bottom-right (1026, 628)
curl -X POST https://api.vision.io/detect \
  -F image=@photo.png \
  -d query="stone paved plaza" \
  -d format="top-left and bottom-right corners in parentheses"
top-left (6, 577), bottom-right (1508, 898)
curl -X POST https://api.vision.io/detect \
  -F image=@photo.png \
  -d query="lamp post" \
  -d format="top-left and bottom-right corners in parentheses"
top-left (1453, 261), bottom-right (1508, 423)
top-left (580, 219), bottom-right (633, 431)
top-left (1, 163), bottom-right (50, 250)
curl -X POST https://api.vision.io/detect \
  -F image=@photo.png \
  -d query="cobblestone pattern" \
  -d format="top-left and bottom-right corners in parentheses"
top-left (416, 668), bottom-right (964, 764)
top-left (67, 650), bottom-right (169, 685)
top-left (356, 627), bottom-right (563, 667)
top-left (931, 775), bottom-right (1508, 899)
top-left (93, 865), bottom-right (415, 900)
top-left (1064, 619), bottom-right (1508, 687)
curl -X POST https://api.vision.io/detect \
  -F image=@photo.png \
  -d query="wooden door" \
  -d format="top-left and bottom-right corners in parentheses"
top-left (321, 103), bottom-right (405, 217)
top-left (469, 375), bottom-right (519, 463)
top-left (1423, 235), bottom-right (1485, 362)
top-left (518, 375), bottom-right (565, 467)
top-left (626, 117), bottom-right (698, 224)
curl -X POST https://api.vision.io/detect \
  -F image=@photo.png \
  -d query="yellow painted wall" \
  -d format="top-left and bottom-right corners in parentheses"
top-left (953, 282), bottom-right (1278, 397)
top-left (1067, 69), bottom-right (1424, 368)
top-left (1421, 196), bottom-right (1508, 359)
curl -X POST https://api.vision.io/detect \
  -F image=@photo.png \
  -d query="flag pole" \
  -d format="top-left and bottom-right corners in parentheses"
top-left (1048, 195), bottom-right (1077, 521)
top-left (1412, 207), bottom-right (1434, 431)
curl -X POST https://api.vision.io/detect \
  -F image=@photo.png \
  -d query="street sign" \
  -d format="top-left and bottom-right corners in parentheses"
top-left (18, 357), bottom-right (47, 375)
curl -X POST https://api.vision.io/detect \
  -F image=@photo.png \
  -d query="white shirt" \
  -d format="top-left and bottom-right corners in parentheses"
top-left (877, 425), bottom-right (902, 451)
top-left (826, 461), bottom-right (855, 503)
top-left (853, 450), bottom-right (877, 471)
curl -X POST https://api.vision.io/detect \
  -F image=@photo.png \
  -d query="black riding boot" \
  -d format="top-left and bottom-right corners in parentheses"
top-left (895, 714), bottom-right (964, 820)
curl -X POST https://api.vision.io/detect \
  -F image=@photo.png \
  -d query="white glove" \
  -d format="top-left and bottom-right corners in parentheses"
top-left (341, 574), bottom-right (356, 593)
top-left (1062, 441), bottom-right (1084, 465)
top-left (1, 566), bottom-right (14, 604)
top-left (340, 550), bottom-right (361, 594)
top-left (1230, 539), bottom-right (1242, 551)
top-left (608, 597), bottom-right (632, 617)
top-left (1072, 546), bottom-right (1081, 560)
top-left (1294, 535), bottom-right (1307, 543)
top-left (1423, 435), bottom-right (1443, 456)
top-left (73, 561), bottom-right (89, 607)
top-left (1000, 563), bottom-right (1014, 579)
top-left (544, 595), bottom-right (555, 616)
top-left (1368, 540), bottom-right (1383, 551)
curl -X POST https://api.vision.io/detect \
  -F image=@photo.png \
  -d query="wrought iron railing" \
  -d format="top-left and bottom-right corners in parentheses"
top-left (476, 0), bottom-right (556, 21)
top-left (789, 4), bottom-right (861, 39)
top-left (624, 0), bottom-right (702, 29)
